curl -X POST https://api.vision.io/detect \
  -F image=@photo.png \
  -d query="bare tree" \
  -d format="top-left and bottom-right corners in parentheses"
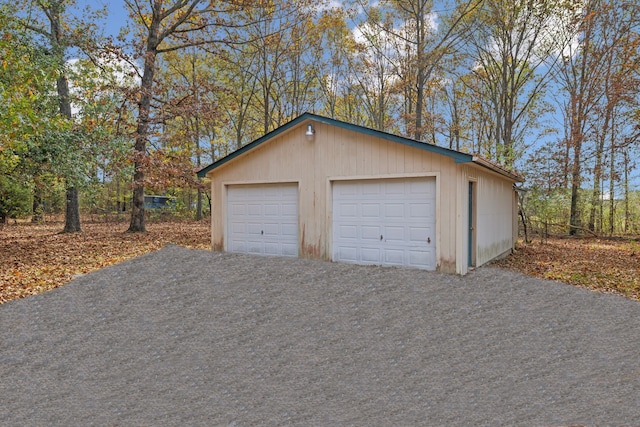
top-left (375, 0), bottom-right (482, 141)
top-left (553, 0), bottom-right (639, 235)
top-left (460, 0), bottom-right (578, 168)
top-left (124, 0), bottom-right (257, 232)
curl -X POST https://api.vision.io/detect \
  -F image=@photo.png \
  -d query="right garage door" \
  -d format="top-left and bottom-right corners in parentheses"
top-left (332, 177), bottom-right (436, 270)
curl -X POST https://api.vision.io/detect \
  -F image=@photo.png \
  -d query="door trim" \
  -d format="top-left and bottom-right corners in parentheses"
top-left (468, 180), bottom-right (477, 267)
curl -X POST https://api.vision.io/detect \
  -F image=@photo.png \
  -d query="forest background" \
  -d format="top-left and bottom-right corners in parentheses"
top-left (1, 0), bottom-right (639, 238)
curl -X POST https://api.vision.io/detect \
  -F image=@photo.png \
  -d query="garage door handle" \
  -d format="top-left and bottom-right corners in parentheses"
top-left (380, 235), bottom-right (383, 241)
top-left (261, 230), bottom-right (264, 235)
top-left (427, 237), bottom-right (431, 244)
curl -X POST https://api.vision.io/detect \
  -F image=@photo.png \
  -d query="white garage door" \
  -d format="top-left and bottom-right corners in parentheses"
top-left (227, 184), bottom-right (298, 257)
top-left (332, 178), bottom-right (436, 270)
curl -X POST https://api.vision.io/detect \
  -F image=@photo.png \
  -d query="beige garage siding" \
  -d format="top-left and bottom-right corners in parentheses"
top-left (209, 121), bottom-right (460, 272)
top-left (458, 164), bottom-right (516, 274)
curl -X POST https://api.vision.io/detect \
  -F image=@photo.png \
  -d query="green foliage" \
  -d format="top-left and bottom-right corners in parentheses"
top-left (0, 175), bottom-right (31, 221)
top-left (0, 5), bottom-right (60, 170)
top-left (523, 186), bottom-right (571, 235)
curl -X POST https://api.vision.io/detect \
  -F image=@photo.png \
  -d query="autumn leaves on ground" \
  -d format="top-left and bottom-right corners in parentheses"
top-left (0, 219), bottom-right (210, 304)
top-left (1, 220), bottom-right (639, 304)
top-left (496, 237), bottom-right (640, 301)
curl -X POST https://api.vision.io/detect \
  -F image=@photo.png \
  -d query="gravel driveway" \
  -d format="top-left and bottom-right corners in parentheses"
top-left (1, 245), bottom-right (640, 426)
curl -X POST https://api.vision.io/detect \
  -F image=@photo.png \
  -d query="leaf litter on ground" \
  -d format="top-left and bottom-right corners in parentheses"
top-left (1, 221), bottom-right (639, 303)
top-left (495, 237), bottom-right (640, 301)
top-left (1, 219), bottom-right (210, 304)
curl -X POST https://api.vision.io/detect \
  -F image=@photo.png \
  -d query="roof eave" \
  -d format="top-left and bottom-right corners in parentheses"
top-left (471, 156), bottom-right (524, 182)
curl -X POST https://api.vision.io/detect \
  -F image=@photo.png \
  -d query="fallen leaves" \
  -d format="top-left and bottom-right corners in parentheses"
top-left (2, 222), bottom-right (639, 304)
top-left (0, 219), bottom-right (210, 304)
top-left (496, 237), bottom-right (640, 301)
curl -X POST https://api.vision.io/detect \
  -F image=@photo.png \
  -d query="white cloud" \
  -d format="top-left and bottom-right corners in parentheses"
top-left (65, 54), bottom-right (139, 118)
top-left (322, 0), bottom-right (343, 11)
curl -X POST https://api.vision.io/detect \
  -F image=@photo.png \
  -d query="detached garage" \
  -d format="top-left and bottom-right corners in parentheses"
top-left (198, 113), bottom-right (523, 275)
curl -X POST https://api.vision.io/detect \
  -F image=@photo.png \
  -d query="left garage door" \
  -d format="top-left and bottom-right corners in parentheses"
top-left (226, 184), bottom-right (298, 257)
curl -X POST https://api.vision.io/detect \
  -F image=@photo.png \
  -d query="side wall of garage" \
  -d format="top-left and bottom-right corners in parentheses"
top-left (209, 120), bottom-right (460, 272)
top-left (457, 164), bottom-right (517, 274)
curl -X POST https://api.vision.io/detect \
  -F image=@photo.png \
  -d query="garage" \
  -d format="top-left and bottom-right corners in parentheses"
top-left (226, 183), bottom-right (298, 257)
top-left (332, 178), bottom-right (436, 270)
top-left (200, 112), bottom-right (522, 274)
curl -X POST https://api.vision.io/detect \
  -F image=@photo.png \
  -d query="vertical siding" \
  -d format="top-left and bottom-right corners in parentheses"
top-left (458, 164), bottom-right (516, 274)
top-left (209, 121), bottom-right (463, 272)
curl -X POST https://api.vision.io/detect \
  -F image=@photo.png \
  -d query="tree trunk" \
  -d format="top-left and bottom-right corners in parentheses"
top-left (196, 186), bottom-right (203, 221)
top-left (32, 185), bottom-right (44, 223)
top-left (128, 5), bottom-right (162, 233)
top-left (608, 118), bottom-right (616, 236)
top-left (568, 93), bottom-right (583, 236)
top-left (623, 151), bottom-right (629, 234)
top-left (62, 187), bottom-right (81, 233)
top-left (588, 106), bottom-right (610, 232)
top-left (129, 167), bottom-right (146, 232)
top-left (413, 0), bottom-right (426, 141)
top-left (193, 111), bottom-right (203, 221)
top-left (51, 5), bottom-right (81, 233)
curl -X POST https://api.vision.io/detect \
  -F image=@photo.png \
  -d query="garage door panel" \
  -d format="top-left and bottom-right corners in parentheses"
top-left (361, 204), bottom-right (380, 218)
top-left (339, 203), bottom-right (358, 217)
top-left (231, 221), bottom-right (246, 233)
top-left (247, 241), bottom-right (262, 254)
top-left (232, 204), bottom-right (246, 215)
top-left (409, 203), bottom-right (430, 218)
top-left (263, 204), bottom-right (280, 216)
top-left (384, 204), bottom-right (405, 218)
top-left (264, 242), bottom-right (279, 255)
top-left (229, 241), bottom-right (244, 252)
top-left (227, 184), bottom-right (298, 257)
top-left (410, 180), bottom-right (430, 194)
top-left (282, 224), bottom-right (297, 237)
top-left (384, 226), bottom-right (405, 241)
top-left (337, 246), bottom-right (358, 261)
top-left (333, 178), bottom-right (436, 270)
top-left (362, 183), bottom-right (381, 195)
top-left (248, 204), bottom-right (262, 216)
top-left (409, 250), bottom-right (431, 265)
top-left (384, 249), bottom-right (404, 265)
top-left (263, 222), bottom-right (280, 235)
top-left (281, 243), bottom-right (298, 257)
top-left (247, 223), bottom-right (262, 235)
top-left (338, 225), bottom-right (357, 239)
top-left (362, 225), bottom-right (382, 240)
top-left (384, 181), bottom-right (404, 195)
top-left (337, 184), bottom-right (358, 196)
top-left (361, 247), bottom-right (381, 262)
top-left (281, 203), bottom-right (297, 217)
top-left (409, 227), bottom-right (429, 242)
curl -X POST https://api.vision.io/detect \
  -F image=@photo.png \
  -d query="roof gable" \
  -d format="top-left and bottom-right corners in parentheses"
top-left (197, 112), bottom-right (521, 182)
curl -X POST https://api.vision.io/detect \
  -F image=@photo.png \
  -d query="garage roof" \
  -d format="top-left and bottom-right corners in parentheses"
top-left (197, 112), bottom-right (522, 182)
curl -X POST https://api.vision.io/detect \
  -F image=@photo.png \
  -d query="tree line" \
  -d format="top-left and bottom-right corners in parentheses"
top-left (1, 0), bottom-right (639, 236)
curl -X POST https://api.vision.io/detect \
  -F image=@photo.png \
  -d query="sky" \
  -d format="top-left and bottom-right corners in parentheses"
top-left (75, 0), bottom-right (128, 38)
top-left (69, 0), bottom-right (638, 189)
